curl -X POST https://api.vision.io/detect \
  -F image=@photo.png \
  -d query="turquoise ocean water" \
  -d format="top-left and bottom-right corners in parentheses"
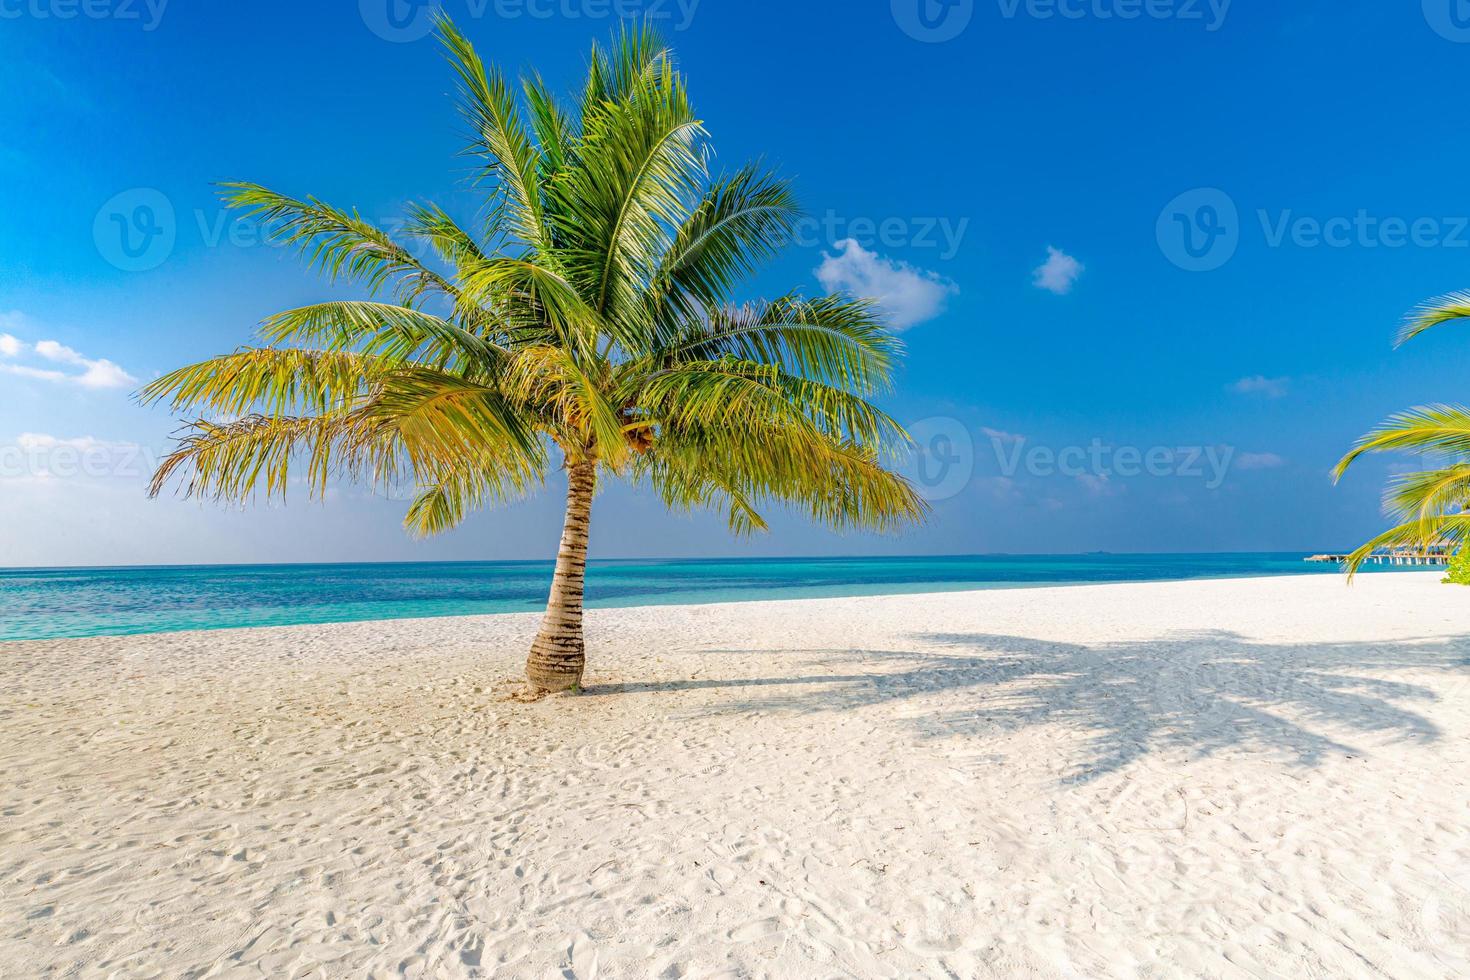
top-left (0, 553), bottom-right (1423, 642)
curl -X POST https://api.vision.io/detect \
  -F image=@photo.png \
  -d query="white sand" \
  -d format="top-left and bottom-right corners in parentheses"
top-left (2, 572), bottom-right (1468, 978)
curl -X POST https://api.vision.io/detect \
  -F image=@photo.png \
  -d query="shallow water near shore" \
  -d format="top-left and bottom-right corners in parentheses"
top-left (0, 552), bottom-right (1423, 641)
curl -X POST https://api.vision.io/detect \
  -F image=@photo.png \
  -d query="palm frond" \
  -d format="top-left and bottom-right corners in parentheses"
top-left (438, 15), bottom-right (550, 252)
top-left (402, 202), bottom-right (489, 268)
top-left (258, 302), bottom-right (504, 370)
top-left (458, 256), bottom-right (599, 357)
top-left (522, 70), bottom-right (574, 182)
top-left (651, 295), bottom-right (901, 393)
top-left (1398, 290), bottom-right (1470, 347)
top-left (219, 182), bottom-right (452, 303)
top-left (1342, 515), bottom-right (1470, 580)
top-left (650, 164), bottom-right (800, 325)
top-left (403, 453), bottom-right (541, 537)
top-left (148, 412), bottom-right (395, 502)
top-left (1383, 463), bottom-right (1470, 524)
top-left (499, 344), bottom-right (628, 464)
top-left (557, 47), bottom-right (705, 330)
top-left (633, 357), bottom-right (908, 449)
top-left (579, 22), bottom-right (673, 128)
top-left (1334, 405), bottom-right (1470, 480)
top-left (364, 368), bottom-right (545, 473)
top-left (639, 422), bottom-right (927, 534)
top-left (140, 348), bottom-right (388, 417)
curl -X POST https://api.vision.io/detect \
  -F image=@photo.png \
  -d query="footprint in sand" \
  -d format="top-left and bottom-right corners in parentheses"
top-left (729, 918), bottom-right (783, 943)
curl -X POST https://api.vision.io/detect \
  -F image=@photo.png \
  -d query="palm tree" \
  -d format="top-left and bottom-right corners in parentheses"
top-left (1333, 291), bottom-right (1470, 575)
top-left (143, 18), bottom-right (926, 692)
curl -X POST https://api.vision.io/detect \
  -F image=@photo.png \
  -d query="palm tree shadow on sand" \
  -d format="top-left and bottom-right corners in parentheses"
top-left (586, 630), bottom-right (1470, 783)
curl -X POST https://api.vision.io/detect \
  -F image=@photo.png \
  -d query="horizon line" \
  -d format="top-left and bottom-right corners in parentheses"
top-left (0, 551), bottom-right (1345, 574)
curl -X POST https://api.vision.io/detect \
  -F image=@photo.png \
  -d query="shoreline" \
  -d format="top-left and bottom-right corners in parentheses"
top-left (0, 566), bottom-right (1436, 646)
top-left (4, 572), bottom-right (1468, 976)
top-left (0, 549), bottom-right (1386, 573)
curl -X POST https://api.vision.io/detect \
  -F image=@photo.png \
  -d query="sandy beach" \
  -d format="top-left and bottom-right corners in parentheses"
top-left (2, 572), bottom-right (1468, 978)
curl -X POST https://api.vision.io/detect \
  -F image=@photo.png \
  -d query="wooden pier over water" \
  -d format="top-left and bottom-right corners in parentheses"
top-left (1306, 548), bottom-right (1450, 567)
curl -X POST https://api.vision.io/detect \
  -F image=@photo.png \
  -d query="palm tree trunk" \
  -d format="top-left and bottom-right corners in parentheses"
top-left (526, 460), bottom-right (597, 692)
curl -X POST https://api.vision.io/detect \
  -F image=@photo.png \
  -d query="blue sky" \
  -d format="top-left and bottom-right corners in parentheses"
top-left (3, 0), bottom-right (1468, 566)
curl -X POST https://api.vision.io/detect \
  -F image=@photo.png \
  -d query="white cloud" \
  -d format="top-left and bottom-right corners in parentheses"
top-left (814, 239), bottom-right (957, 331)
top-left (1077, 473), bottom-right (1125, 497)
top-left (981, 426), bottom-right (1025, 444)
top-left (1032, 246), bottom-right (1084, 295)
top-left (1230, 375), bottom-right (1290, 398)
top-left (76, 359), bottom-right (137, 389)
top-left (1, 364), bottom-right (69, 383)
top-left (17, 433), bottom-right (122, 452)
top-left (34, 340), bottom-right (86, 365)
top-left (0, 314), bottom-right (136, 390)
top-left (982, 476), bottom-right (1021, 500)
top-left (1236, 452), bottom-right (1286, 470)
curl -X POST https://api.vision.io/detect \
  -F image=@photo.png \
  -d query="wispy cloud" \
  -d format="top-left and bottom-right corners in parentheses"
top-left (1077, 473), bottom-right (1125, 496)
top-left (16, 433), bottom-right (136, 453)
top-left (981, 426), bottom-right (1026, 445)
top-left (0, 312), bottom-right (136, 390)
top-left (815, 239), bottom-right (957, 331)
top-left (1, 364), bottom-right (71, 384)
top-left (1236, 452), bottom-right (1286, 470)
top-left (1032, 246), bottom-right (1084, 295)
top-left (34, 339), bottom-right (136, 389)
top-left (1230, 375), bottom-right (1290, 398)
